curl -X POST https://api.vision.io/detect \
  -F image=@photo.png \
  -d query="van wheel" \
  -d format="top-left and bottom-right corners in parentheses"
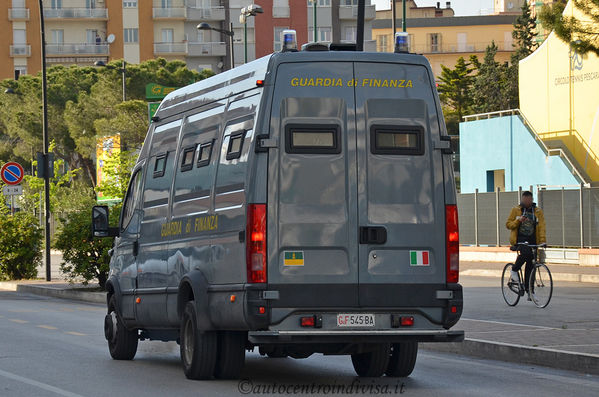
top-left (106, 296), bottom-right (138, 360)
top-left (385, 342), bottom-right (418, 377)
top-left (214, 331), bottom-right (246, 379)
top-left (351, 344), bottom-right (390, 377)
top-left (180, 301), bottom-right (217, 380)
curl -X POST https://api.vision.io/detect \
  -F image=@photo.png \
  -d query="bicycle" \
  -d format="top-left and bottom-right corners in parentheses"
top-left (501, 243), bottom-right (553, 308)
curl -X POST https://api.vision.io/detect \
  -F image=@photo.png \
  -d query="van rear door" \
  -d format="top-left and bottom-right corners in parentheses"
top-left (268, 60), bottom-right (446, 313)
top-left (353, 62), bottom-right (446, 309)
top-left (267, 61), bottom-right (359, 307)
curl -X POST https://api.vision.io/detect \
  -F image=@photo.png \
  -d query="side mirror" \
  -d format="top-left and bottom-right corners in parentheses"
top-left (92, 206), bottom-right (119, 238)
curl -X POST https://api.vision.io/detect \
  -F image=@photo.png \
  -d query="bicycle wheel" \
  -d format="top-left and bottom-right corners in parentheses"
top-left (501, 263), bottom-right (521, 306)
top-left (529, 264), bottom-right (553, 308)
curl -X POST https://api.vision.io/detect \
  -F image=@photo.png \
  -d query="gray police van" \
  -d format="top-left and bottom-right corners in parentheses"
top-left (92, 38), bottom-right (464, 380)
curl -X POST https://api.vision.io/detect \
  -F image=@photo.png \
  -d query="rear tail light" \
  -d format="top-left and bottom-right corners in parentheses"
top-left (246, 204), bottom-right (267, 283)
top-left (400, 316), bottom-right (414, 326)
top-left (300, 316), bottom-right (315, 327)
top-left (446, 204), bottom-right (459, 283)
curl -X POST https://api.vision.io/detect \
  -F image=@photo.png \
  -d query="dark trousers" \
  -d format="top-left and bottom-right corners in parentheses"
top-left (513, 245), bottom-right (534, 291)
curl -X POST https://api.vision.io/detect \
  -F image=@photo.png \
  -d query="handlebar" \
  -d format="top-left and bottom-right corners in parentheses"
top-left (510, 242), bottom-right (547, 251)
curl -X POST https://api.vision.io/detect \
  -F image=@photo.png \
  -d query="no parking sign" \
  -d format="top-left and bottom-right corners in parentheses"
top-left (1, 162), bottom-right (24, 186)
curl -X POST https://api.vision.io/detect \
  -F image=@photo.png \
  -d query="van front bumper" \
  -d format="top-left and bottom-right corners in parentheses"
top-left (247, 329), bottom-right (465, 344)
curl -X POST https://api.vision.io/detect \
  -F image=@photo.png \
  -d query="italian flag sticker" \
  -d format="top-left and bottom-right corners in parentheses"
top-left (410, 250), bottom-right (430, 266)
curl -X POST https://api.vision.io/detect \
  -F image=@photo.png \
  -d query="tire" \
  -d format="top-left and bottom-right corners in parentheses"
top-left (106, 296), bottom-right (138, 360)
top-left (501, 263), bottom-right (521, 306)
top-left (214, 331), bottom-right (246, 379)
top-left (351, 344), bottom-right (391, 377)
top-left (180, 301), bottom-right (218, 380)
top-left (385, 342), bottom-right (418, 377)
top-left (529, 264), bottom-right (553, 308)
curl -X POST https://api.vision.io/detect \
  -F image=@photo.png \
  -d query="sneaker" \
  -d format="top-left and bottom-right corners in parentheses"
top-left (510, 270), bottom-right (519, 282)
top-left (527, 295), bottom-right (532, 301)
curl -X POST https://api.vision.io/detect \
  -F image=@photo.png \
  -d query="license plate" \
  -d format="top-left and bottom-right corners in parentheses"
top-left (337, 313), bottom-right (375, 327)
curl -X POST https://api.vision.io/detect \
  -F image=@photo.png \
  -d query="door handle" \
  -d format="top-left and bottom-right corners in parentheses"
top-left (133, 240), bottom-right (139, 257)
top-left (359, 226), bottom-right (387, 245)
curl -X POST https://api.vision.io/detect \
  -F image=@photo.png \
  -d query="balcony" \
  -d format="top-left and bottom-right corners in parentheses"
top-left (339, 5), bottom-right (375, 20)
top-left (10, 45), bottom-right (31, 57)
top-left (273, 6), bottom-right (290, 18)
top-left (44, 8), bottom-right (108, 19)
top-left (186, 6), bottom-right (225, 21)
top-left (154, 42), bottom-right (188, 55)
top-left (187, 42), bottom-right (226, 57)
top-left (153, 7), bottom-right (186, 19)
top-left (408, 42), bottom-right (512, 54)
top-left (46, 43), bottom-right (109, 56)
top-left (9, 8), bottom-right (30, 20)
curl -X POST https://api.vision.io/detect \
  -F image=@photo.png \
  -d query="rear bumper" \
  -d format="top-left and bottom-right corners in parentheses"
top-left (247, 329), bottom-right (465, 344)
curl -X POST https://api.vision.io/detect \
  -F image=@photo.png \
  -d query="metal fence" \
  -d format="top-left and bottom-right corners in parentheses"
top-left (458, 185), bottom-right (599, 248)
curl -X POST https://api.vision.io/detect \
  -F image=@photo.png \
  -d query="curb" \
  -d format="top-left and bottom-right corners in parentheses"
top-left (461, 269), bottom-right (599, 284)
top-left (421, 338), bottom-right (599, 375)
top-left (0, 283), bottom-right (105, 305)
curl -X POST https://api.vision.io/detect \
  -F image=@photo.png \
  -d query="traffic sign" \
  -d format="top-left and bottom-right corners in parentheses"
top-left (2, 185), bottom-right (22, 196)
top-left (1, 162), bottom-right (24, 185)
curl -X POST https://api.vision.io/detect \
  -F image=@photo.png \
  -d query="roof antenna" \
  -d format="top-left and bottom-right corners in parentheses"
top-left (356, 0), bottom-right (365, 51)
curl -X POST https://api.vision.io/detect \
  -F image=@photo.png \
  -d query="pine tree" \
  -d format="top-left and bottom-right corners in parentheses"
top-left (539, 0), bottom-right (599, 56)
top-left (437, 57), bottom-right (476, 123)
top-left (512, 0), bottom-right (539, 61)
top-left (471, 42), bottom-right (512, 113)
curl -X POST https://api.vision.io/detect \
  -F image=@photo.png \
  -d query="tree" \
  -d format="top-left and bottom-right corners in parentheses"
top-left (437, 56), bottom-right (477, 130)
top-left (471, 42), bottom-right (513, 113)
top-left (0, 58), bottom-right (211, 187)
top-left (539, 0), bottom-right (599, 55)
top-left (512, 1), bottom-right (539, 61)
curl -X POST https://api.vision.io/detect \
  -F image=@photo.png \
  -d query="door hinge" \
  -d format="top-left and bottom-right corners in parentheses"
top-left (255, 134), bottom-right (278, 152)
top-left (435, 135), bottom-right (453, 154)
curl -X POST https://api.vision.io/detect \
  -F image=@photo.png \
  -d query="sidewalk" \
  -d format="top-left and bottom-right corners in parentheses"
top-left (460, 260), bottom-right (599, 283)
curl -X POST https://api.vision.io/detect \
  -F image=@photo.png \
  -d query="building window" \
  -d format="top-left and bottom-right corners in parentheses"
top-left (86, 0), bottom-right (96, 8)
top-left (51, 0), bottom-right (62, 9)
top-left (51, 29), bottom-right (64, 44)
top-left (308, 27), bottom-right (332, 43)
top-left (14, 66), bottom-right (27, 76)
top-left (317, 0), bottom-right (331, 6)
top-left (343, 0), bottom-right (358, 5)
top-left (161, 0), bottom-right (172, 8)
top-left (274, 26), bottom-right (289, 51)
top-left (428, 33), bottom-right (441, 53)
top-left (377, 35), bottom-right (389, 52)
top-left (124, 28), bottom-right (138, 43)
top-left (273, 0), bottom-right (289, 17)
top-left (162, 29), bottom-right (174, 43)
top-left (123, 1), bottom-right (137, 7)
top-left (345, 26), bottom-right (357, 42)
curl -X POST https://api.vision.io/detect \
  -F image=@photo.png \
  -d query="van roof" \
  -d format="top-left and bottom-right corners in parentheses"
top-left (157, 51), bottom-right (432, 118)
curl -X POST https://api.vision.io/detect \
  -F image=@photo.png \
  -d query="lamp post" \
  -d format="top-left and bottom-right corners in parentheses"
top-left (198, 22), bottom-right (235, 70)
top-left (240, 4), bottom-right (263, 63)
top-left (37, 0), bottom-right (51, 282)
top-left (94, 59), bottom-right (126, 102)
top-left (309, 0), bottom-right (317, 42)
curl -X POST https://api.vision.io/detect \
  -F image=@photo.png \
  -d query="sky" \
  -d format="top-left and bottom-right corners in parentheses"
top-left (371, 0), bottom-right (496, 16)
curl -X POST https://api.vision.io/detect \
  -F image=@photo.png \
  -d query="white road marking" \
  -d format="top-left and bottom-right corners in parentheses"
top-left (65, 331), bottom-right (86, 336)
top-left (0, 368), bottom-right (85, 397)
top-left (9, 319), bottom-right (28, 324)
top-left (460, 317), bottom-right (557, 330)
top-left (37, 325), bottom-right (58, 330)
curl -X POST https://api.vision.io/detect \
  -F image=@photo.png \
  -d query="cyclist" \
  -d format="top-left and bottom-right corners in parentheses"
top-left (505, 191), bottom-right (546, 299)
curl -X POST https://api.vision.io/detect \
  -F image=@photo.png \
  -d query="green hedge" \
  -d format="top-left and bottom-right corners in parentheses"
top-left (0, 212), bottom-right (42, 280)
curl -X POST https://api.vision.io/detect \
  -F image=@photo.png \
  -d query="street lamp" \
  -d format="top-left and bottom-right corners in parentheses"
top-left (240, 4), bottom-right (263, 63)
top-left (94, 60), bottom-right (126, 102)
top-left (308, 0), bottom-right (317, 42)
top-left (197, 22), bottom-right (235, 70)
top-left (37, 0), bottom-right (51, 281)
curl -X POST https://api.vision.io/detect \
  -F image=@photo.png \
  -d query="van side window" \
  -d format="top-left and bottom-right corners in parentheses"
top-left (285, 124), bottom-right (341, 154)
top-left (197, 140), bottom-right (214, 167)
top-left (180, 146), bottom-right (196, 172)
top-left (226, 132), bottom-right (245, 160)
top-left (153, 153), bottom-right (168, 177)
top-left (370, 126), bottom-right (424, 155)
top-left (121, 168), bottom-right (143, 232)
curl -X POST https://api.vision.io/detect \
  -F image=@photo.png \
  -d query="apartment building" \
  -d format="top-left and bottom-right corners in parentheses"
top-left (373, 9), bottom-right (518, 78)
top-left (2, 0), bottom-right (377, 80)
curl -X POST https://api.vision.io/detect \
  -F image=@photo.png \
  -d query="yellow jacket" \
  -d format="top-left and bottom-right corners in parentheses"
top-left (505, 205), bottom-right (546, 246)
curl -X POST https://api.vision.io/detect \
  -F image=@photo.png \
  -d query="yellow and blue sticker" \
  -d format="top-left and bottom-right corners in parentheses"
top-left (284, 251), bottom-right (304, 266)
